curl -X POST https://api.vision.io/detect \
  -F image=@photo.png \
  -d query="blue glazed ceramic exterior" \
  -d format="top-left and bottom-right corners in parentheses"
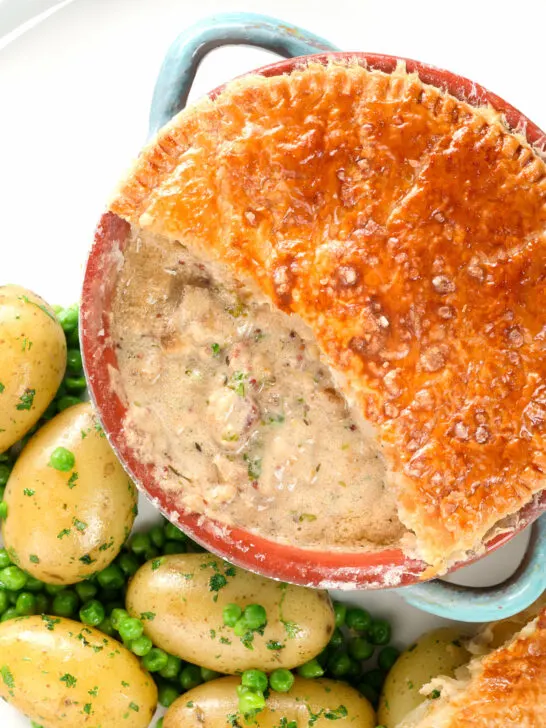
top-left (143, 13), bottom-right (546, 620)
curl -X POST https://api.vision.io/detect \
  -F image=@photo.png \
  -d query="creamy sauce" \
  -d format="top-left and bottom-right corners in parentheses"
top-left (111, 228), bottom-right (405, 551)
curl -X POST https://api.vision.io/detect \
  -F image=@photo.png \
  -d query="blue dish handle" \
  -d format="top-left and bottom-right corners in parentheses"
top-left (399, 514), bottom-right (546, 621)
top-left (149, 12), bottom-right (339, 135)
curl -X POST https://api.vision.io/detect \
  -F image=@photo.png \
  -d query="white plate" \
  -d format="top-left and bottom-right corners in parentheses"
top-left (1, 0), bottom-right (544, 725)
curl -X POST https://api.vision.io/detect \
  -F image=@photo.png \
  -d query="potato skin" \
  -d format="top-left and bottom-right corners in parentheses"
top-left (0, 285), bottom-right (66, 450)
top-left (164, 676), bottom-right (375, 728)
top-left (0, 615), bottom-right (157, 727)
top-left (2, 402), bottom-right (137, 584)
top-left (378, 628), bottom-right (470, 728)
top-left (126, 554), bottom-right (335, 673)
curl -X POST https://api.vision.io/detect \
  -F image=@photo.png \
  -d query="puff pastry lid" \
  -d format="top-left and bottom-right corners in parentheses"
top-left (402, 606), bottom-right (546, 728)
top-left (110, 61), bottom-right (546, 569)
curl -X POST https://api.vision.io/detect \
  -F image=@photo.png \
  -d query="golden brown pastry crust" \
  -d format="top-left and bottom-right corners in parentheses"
top-left (412, 607), bottom-right (546, 728)
top-left (109, 62), bottom-right (546, 568)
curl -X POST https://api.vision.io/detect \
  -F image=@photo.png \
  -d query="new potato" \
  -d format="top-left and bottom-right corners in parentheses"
top-left (0, 285), bottom-right (66, 451)
top-left (164, 676), bottom-right (375, 728)
top-left (378, 628), bottom-right (470, 728)
top-left (126, 553), bottom-right (335, 673)
top-left (0, 615), bottom-right (157, 727)
top-left (2, 402), bottom-right (137, 583)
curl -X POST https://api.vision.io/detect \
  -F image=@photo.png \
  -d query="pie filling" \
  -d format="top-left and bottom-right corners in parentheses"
top-left (111, 227), bottom-right (407, 551)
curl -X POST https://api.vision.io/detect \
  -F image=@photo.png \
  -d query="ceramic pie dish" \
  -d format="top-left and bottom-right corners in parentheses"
top-left (81, 13), bottom-right (546, 616)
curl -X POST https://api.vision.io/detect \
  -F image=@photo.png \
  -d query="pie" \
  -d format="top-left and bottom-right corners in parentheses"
top-left (109, 61), bottom-right (546, 571)
top-left (399, 602), bottom-right (546, 727)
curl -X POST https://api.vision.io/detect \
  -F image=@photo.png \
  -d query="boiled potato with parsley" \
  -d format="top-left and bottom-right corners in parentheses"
top-left (164, 676), bottom-right (375, 728)
top-left (2, 401), bottom-right (137, 584)
top-left (0, 614), bottom-right (157, 727)
top-left (0, 285), bottom-right (66, 451)
top-left (126, 553), bottom-right (334, 673)
top-left (378, 628), bottom-right (470, 728)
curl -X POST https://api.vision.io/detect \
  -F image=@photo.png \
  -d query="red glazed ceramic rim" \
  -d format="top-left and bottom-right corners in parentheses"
top-left (81, 52), bottom-right (546, 590)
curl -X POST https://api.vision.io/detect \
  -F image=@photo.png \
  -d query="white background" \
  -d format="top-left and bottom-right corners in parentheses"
top-left (0, 1), bottom-right (544, 726)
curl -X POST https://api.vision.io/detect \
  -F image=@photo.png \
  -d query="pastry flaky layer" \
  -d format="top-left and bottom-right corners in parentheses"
top-left (401, 606), bottom-right (546, 728)
top-left (109, 60), bottom-right (546, 569)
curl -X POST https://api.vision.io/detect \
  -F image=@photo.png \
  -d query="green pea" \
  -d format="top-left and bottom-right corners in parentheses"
top-left (41, 399), bottom-right (58, 421)
top-left (142, 647), bottom-right (169, 673)
top-left (242, 669), bottom-right (268, 692)
top-left (75, 581), bottom-right (98, 602)
top-left (45, 583), bottom-right (65, 596)
top-left (378, 645), bottom-right (400, 671)
top-left (31, 722), bottom-right (44, 728)
top-left (243, 604), bottom-right (267, 630)
top-left (349, 637), bottom-right (374, 661)
top-left (52, 590), bottom-right (79, 618)
top-left (34, 594), bottom-right (49, 614)
top-left (0, 565), bottom-right (27, 591)
top-left (159, 655), bottom-right (182, 680)
top-left (269, 669), bottom-right (295, 693)
top-left (64, 376), bottom-right (87, 393)
top-left (67, 328), bottom-right (80, 349)
top-left (164, 522), bottom-right (187, 542)
top-left (0, 501), bottom-right (8, 519)
top-left (66, 347), bottom-right (83, 373)
top-left (24, 576), bottom-right (45, 593)
top-left (143, 545), bottom-right (160, 561)
top-left (111, 608), bottom-right (130, 629)
top-left (149, 525), bottom-right (165, 548)
top-left (158, 683), bottom-right (180, 708)
top-left (328, 651), bottom-right (352, 678)
top-left (233, 617), bottom-right (249, 637)
top-left (0, 589), bottom-right (8, 614)
top-left (369, 619), bottom-right (391, 645)
top-left (297, 659), bottom-right (324, 679)
top-left (357, 683), bottom-right (378, 706)
top-left (237, 685), bottom-right (266, 714)
top-left (80, 599), bottom-right (105, 626)
top-left (333, 602), bottom-right (347, 628)
top-left (98, 616), bottom-right (115, 637)
top-left (223, 603), bottom-right (242, 627)
top-left (118, 552), bottom-right (140, 577)
top-left (8, 591), bottom-right (18, 605)
top-left (345, 657), bottom-right (361, 680)
top-left (1, 607), bottom-right (18, 622)
top-left (119, 617), bottom-right (144, 642)
top-left (155, 719), bottom-right (164, 728)
top-left (130, 532), bottom-right (151, 555)
top-left (48, 446), bottom-right (75, 472)
top-left (15, 592), bottom-right (36, 616)
top-left (329, 627), bottom-right (344, 650)
top-left (0, 549), bottom-right (11, 569)
top-left (361, 668), bottom-right (386, 691)
top-left (179, 664), bottom-right (202, 690)
top-left (97, 564), bottom-right (125, 590)
top-left (58, 308), bottom-right (79, 334)
top-left (200, 667), bottom-right (221, 682)
top-left (131, 635), bottom-right (153, 657)
top-left (163, 541), bottom-right (186, 555)
top-left (317, 645), bottom-right (331, 668)
top-left (0, 464), bottom-right (11, 487)
top-left (57, 396), bottom-right (81, 412)
top-left (346, 607), bottom-right (372, 633)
